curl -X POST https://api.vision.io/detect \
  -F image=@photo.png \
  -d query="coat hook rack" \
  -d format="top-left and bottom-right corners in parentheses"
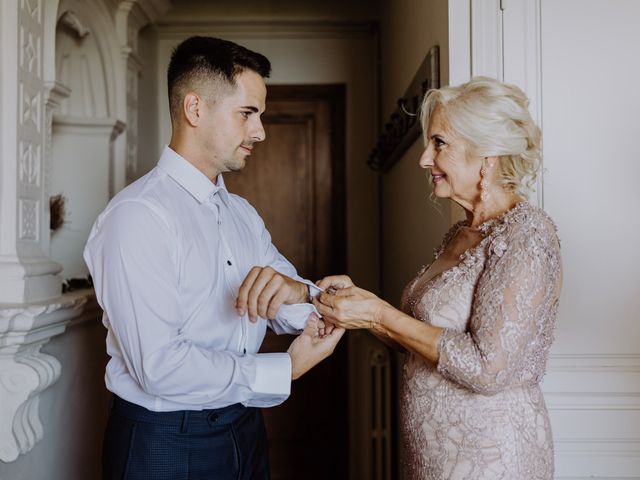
top-left (368, 45), bottom-right (439, 172)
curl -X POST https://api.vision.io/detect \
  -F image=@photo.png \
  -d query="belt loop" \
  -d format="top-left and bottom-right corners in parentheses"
top-left (180, 410), bottom-right (189, 433)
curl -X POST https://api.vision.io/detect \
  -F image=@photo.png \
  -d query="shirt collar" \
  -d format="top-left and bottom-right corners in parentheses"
top-left (157, 146), bottom-right (230, 205)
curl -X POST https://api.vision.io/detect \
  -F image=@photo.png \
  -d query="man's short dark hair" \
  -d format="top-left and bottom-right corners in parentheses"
top-left (167, 36), bottom-right (271, 123)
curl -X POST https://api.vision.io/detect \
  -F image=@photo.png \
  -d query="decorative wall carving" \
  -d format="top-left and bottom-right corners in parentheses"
top-left (20, 29), bottom-right (39, 75)
top-left (55, 27), bottom-right (109, 118)
top-left (0, 0), bottom-right (170, 465)
top-left (16, 0), bottom-right (45, 253)
top-left (19, 85), bottom-right (41, 132)
top-left (58, 11), bottom-right (90, 39)
top-left (21, 0), bottom-right (41, 21)
top-left (0, 294), bottom-right (88, 462)
top-left (19, 141), bottom-right (41, 186)
top-left (18, 199), bottom-right (39, 241)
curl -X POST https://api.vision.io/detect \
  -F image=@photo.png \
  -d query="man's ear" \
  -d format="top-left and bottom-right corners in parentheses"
top-left (183, 92), bottom-right (201, 127)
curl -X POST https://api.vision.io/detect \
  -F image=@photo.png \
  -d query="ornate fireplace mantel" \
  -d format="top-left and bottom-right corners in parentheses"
top-left (0, 290), bottom-right (98, 462)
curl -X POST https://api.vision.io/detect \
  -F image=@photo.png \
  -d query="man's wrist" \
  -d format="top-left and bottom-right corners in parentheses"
top-left (289, 281), bottom-right (310, 304)
top-left (298, 282), bottom-right (312, 304)
top-left (287, 350), bottom-right (301, 380)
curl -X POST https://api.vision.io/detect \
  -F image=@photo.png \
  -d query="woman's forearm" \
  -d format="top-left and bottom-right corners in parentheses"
top-left (372, 304), bottom-right (443, 364)
top-left (369, 329), bottom-right (407, 353)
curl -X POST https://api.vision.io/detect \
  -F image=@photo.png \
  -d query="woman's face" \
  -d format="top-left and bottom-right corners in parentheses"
top-left (419, 106), bottom-right (483, 209)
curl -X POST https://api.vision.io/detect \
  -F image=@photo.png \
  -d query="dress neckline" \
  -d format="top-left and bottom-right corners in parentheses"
top-left (463, 201), bottom-right (528, 237)
top-left (427, 201), bottom-right (531, 281)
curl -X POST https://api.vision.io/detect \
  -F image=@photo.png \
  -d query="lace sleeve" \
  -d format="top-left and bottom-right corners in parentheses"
top-left (436, 219), bottom-right (561, 395)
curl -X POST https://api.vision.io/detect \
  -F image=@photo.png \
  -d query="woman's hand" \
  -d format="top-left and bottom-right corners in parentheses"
top-left (313, 286), bottom-right (391, 331)
top-left (313, 275), bottom-right (356, 335)
top-left (316, 274), bottom-right (354, 292)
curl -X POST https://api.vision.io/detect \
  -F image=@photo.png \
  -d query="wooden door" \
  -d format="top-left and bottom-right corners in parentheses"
top-left (223, 85), bottom-right (347, 480)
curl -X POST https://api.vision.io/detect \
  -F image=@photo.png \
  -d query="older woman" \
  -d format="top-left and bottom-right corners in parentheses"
top-left (314, 77), bottom-right (561, 479)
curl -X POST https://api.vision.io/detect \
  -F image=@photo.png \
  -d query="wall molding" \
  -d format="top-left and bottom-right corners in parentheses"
top-left (470, 0), bottom-right (503, 79)
top-left (0, 290), bottom-right (96, 463)
top-left (467, 0), bottom-right (545, 208)
top-left (544, 354), bottom-right (640, 408)
top-left (542, 354), bottom-right (640, 478)
top-left (156, 20), bottom-right (378, 39)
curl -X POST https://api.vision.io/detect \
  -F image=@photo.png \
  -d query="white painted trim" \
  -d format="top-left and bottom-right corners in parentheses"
top-left (470, 0), bottom-right (503, 80)
top-left (547, 353), bottom-right (640, 370)
top-left (501, 0), bottom-right (543, 207)
top-left (469, 0), bottom-right (545, 207)
top-left (448, 0), bottom-right (472, 86)
top-left (542, 354), bottom-right (640, 478)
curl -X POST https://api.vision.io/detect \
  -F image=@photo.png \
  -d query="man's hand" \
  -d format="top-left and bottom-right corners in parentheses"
top-left (287, 313), bottom-right (345, 380)
top-left (236, 266), bottom-right (308, 322)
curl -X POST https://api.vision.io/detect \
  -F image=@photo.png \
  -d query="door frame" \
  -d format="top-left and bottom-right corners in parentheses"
top-left (266, 84), bottom-right (347, 275)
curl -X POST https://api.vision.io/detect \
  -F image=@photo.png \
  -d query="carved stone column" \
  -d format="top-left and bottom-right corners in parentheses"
top-left (115, 0), bottom-right (170, 185)
top-left (0, 0), bottom-right (170, 464)
top-left (0, 0), bottom-right (82, 464)
top-left (0, 0), bottom-right (62, 304)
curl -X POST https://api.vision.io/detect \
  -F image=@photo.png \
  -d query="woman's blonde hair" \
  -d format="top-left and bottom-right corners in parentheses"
top-left (420, 76), bottom-right (542, 196)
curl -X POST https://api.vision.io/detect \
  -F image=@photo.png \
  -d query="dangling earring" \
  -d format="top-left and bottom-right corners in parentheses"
top-left (480, 163), bottom-right (489, 202)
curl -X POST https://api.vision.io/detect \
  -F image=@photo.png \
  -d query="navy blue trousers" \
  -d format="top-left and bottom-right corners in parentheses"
top-left (102, 395), bottom-right (270, 480)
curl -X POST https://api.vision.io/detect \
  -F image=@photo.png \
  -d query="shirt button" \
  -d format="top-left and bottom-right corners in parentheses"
top-left (227, 260), bottom-right (232, 266)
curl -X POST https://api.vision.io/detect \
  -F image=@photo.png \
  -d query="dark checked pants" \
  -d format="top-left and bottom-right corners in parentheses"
top-left (102, 395), bottom-right (270, 480)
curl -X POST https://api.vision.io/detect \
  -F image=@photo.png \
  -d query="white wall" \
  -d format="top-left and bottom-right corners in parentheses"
top-left (536, 1), bottom-right (640, 477)
top-left (540, 0), bottom-right (640, 354)
top-left (50, 122), bottom-right (113, 278)
top-left (477, 0), bottom-right (640, 477)
top-left (379, 1), bottom-right (640, 478)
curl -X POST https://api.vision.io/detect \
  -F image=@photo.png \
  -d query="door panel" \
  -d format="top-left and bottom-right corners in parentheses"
top-left (223, 85), bottom-right (347, 480)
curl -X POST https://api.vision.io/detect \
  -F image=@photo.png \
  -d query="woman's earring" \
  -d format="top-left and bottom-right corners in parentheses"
top-left (480, 164), bottom-right (489, 202)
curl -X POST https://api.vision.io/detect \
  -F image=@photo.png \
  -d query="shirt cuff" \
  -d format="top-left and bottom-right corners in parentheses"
top-left (307, 282), bottom-right (323, 300)
top-left (244, 352), bottom-right (292, 407)
top-left (273, 303), bottom-right (319, 333)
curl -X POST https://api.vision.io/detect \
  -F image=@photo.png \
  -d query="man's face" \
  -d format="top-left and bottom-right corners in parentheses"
top-left (198, 69), bottom-right (267, 176)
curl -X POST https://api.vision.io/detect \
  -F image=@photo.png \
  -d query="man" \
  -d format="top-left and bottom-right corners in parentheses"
top-left (84, 36), bottom-right (344, 480)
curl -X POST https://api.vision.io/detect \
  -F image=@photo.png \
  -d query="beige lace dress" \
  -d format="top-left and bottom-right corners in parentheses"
top-left (400, 202), bottom-right (561, 480)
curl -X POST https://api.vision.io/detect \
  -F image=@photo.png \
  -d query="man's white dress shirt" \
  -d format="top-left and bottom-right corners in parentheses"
top-left (84, 146), bottom-right (318, 412)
